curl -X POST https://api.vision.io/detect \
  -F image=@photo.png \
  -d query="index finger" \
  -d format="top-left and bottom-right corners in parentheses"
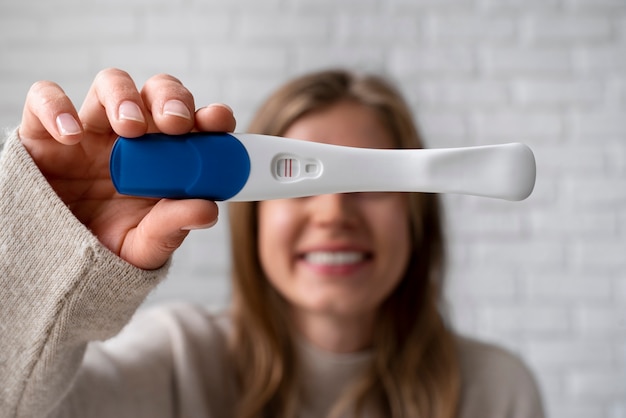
top-left (19, 80), bottom-right (83, 145)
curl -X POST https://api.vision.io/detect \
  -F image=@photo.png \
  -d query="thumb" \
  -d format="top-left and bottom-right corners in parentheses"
top-left (121, 199), bottom-right (219, 270)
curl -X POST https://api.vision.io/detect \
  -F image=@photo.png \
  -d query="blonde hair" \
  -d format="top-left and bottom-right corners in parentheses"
top-left (228, 69), bottom-right (460, 417)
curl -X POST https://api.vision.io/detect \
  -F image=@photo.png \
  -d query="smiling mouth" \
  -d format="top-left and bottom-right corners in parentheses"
top-left (302, 251), bottom-right (371, 266)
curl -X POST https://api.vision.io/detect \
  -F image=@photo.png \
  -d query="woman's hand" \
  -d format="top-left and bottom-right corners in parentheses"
top-left (18, 68), bottom-right (236, 270)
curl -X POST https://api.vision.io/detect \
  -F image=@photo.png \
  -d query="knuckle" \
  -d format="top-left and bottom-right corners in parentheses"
top-left (145, 73), bottom-right (183, 86)
top-left (26, 80), bottom-right (67, 109)
top-left (156, 234), bottom-right (186, 257)
top-left (27, 80), bottom-right (60, 98)
top-left (142, 74), bottom-right (191, 101)
top-left (95, 67), bottom-right (132, 82)
top-left (92, 68), bottom-right (142, 104)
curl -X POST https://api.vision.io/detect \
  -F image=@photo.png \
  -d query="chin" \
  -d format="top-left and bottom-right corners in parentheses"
top-left (297, 295), bottom-right (379, 318)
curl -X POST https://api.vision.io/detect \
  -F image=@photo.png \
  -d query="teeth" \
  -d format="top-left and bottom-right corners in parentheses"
top-left (304, 251), bottom-right (365, 266)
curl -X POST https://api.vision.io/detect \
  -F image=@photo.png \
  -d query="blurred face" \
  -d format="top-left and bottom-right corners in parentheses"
top-left (257, 101), bottom-right (411, 322)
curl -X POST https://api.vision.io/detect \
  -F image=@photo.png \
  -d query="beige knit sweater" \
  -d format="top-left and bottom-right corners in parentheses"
top-left (0, 130), bottom-right (545, 418)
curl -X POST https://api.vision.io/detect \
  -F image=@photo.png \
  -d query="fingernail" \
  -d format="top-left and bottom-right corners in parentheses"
top-left (206, 102), bottom-right (233, 113)
top-left (118, 101), bottom-right (145, 123)
top-left (55, 113), bottom-right (82, 136)
top-left (163, 99), bottom-right (192, 120)
top-left (181, 218), bottom-right (218, 231)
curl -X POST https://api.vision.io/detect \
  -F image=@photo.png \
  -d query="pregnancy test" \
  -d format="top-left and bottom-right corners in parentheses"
top-left (109, 132), bottom-right (536, 202)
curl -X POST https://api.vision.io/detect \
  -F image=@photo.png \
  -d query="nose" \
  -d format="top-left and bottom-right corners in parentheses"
top-left (307, 193), bottom-right (359, 228)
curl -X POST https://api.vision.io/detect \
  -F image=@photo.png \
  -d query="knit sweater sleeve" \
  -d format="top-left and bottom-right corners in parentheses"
top-left (0, 130), bottom-right (170, 417)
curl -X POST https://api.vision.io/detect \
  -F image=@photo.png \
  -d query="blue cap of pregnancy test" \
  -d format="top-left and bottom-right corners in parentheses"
top-left (110, 132), bottom-right (251, 200)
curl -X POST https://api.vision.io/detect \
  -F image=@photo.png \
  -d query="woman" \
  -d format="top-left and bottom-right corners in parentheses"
top-left (230, 70), bottom-right (458, 417)
top-left (0, 69), bottom-right (543, 417)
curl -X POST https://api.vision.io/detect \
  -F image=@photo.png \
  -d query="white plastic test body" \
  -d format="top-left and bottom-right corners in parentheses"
top-left (109, 132), bottom-right (536, 202)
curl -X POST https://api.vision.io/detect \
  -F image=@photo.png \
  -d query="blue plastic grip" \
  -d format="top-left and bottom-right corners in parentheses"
top-left (110, 132), bottom-right (251, 200)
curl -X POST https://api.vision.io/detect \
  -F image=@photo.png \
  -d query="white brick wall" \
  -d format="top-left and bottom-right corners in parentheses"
top-left (1, 0), bottom-right (624, 416)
